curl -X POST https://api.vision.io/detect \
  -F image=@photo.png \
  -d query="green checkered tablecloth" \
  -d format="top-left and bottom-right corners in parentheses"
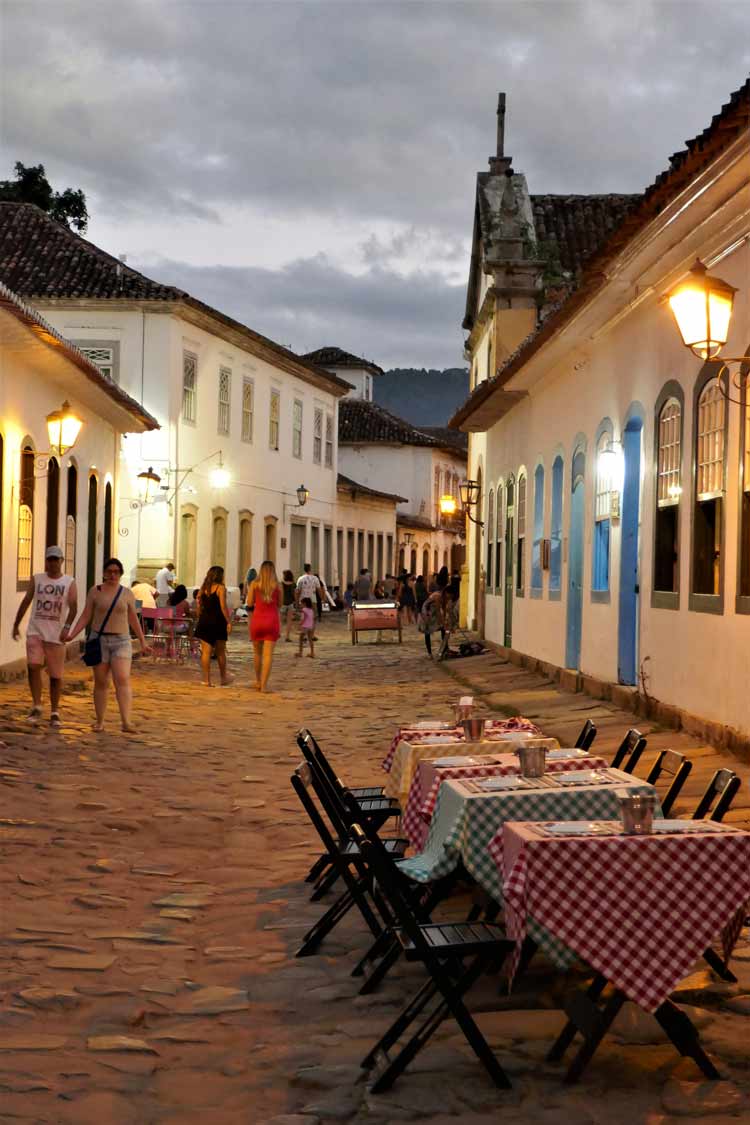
top-left (397, 770), bottom-right (663, 967)
top-left (398, 770), bottom-right (662, 897)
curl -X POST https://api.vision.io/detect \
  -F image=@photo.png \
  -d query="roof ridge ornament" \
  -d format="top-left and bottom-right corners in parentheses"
top-left (489, 92), bottom-right (513, 174)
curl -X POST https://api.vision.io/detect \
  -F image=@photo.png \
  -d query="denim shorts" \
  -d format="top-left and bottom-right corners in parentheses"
top-left (100, 634), bottom-right (132, 663)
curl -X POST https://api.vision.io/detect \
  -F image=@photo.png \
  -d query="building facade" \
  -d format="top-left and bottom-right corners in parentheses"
top-left (452, 80), bottom-right (750, 740)
top-left (305, 346), bottom-right (467, 580)
top-left (0, 206), bottom-right (403, 593)
top-left (0, 283), bottom-right (157, 673)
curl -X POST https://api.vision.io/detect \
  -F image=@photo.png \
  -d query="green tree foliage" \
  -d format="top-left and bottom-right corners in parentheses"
top-left (0, 162), bottom-right (88, 232)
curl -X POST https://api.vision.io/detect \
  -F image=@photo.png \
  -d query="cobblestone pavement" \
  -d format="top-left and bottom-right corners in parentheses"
top-left (1, 616), bottom-right (749, 1124)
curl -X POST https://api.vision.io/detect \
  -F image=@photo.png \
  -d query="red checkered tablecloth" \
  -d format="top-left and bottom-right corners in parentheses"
top-left (494, 821), bottom-right (750, 1012)
top-left (382, 717), bottom-right (542, 772)
top-left (402, 754), bottom-right (609, 849)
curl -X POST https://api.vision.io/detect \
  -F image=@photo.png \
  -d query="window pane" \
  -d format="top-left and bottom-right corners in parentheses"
top-left (658, 398), bottom-right (681, 506)
top-left (313, 408), bottom-right (323, 464)
top-left (218, 367), bottom-right (231, 435)
top-left (17, 503), bottom-right (33, 582)
top-left (550, 457), bottom-right (563, 592)
top-left (595, 431), bottom-right (612, 521)
top-left (242, 379), bottom-right (254, 443)
top-left (697, 383), bottom-right (724, 499)
top-left (293, 399), bottom-right (303, 459)
top-left (269, 390), bottom-right (280, 450)
top-left (79, 346), bottom-right (115, 382)
top-left (325, 413), bottom-right (334, 467)
top-left (531, 465), bottom-right (544, 590)
top-left (182, 353), bottom-right (197, 423)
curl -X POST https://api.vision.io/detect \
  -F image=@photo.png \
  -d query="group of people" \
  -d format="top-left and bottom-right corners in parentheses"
top-left (339, 565), bottom-right (460, 658)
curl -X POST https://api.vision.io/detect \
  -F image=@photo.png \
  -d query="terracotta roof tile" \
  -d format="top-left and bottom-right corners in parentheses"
top-left (339, 399), bottom-right (441, 447)
top-left (529, 193), bottom-right (639, 278)
top-left (302, 346), bottom-right (383, 375)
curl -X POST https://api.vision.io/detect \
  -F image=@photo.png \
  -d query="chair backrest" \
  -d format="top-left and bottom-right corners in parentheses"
top-left (297, 728), bottom-right (345, 797)
top-left (291, 764), bottom-right (342, 857)
top-left (297, 738), bottom-right (351, 843)
top-left (692, 768), bottom-right (741, 822)
top-left (645, 750), bottom-right (692, 817)
top-left (575, 719), bottom-right (597, 751)
top-left (611, 728), bottom-right (647, 773)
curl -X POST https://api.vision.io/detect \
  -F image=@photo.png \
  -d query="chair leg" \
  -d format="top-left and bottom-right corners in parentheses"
top-left (362, 977), bottom-right (439, 1070)
top-left (304, 853), bottom-right (331, 884)
top-left (703, 946), bottom-right (738, 983)
top-left (296, 889), bottom-right (357, 957)
top-left (352, 929), bottom-right (392, 977)
top-left (654, 1000), bottom-right (721, 1080)
top-left (358, 936), bottom-right (402, 995)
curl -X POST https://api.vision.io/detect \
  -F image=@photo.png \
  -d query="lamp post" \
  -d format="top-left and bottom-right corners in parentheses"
top-left (666, 259), bottom-right (747, 402)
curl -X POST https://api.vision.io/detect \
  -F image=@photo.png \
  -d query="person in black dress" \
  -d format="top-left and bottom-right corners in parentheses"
top-left (195, 566), bottom-right (232, 686)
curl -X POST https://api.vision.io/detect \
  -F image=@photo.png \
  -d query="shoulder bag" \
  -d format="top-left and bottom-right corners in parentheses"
top-left (83, 586), bottom-right (124, 667)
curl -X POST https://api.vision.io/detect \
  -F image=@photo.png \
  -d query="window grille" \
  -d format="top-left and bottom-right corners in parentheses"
top-left (17, 504), bottom-right (32, 582)
top-left (595, 432), bottom-right (612, 520)
top-left (495, 487), bottom-right (503, 591)
top-left (182, 353), bottom-right (197, 423)
top-left (486, 489), bottom-right (494, 589)
top-left (696, 382), bottom-right (725, 499)
top-left (325, 413), bottom-right (334, 467)
top-left (550, 457), bottom-right (563, 593)
top-left (241, 379), bottom-right (254, 443)
top-left (313, 408), bottom-right (323, 464)
top-left (292, 399), bottom-right (303, 459)
top-left (531, 465), bottom-right (544, 590)
top-left (516, 474), bottom-right (526, 593)
top-left (218, 367), bottom-right (231, 435)
top-left (79, 346), bottom-right (115, 381)
top-left (65, 514), bottom-right (76, 574)
top-left (269, 389), bottom-right (280, 450)
top-left (657, 398), bottom-right (681, 506)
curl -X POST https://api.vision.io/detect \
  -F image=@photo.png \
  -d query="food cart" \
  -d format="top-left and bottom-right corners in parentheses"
top-left (350, 600), bottom-right (402, 644)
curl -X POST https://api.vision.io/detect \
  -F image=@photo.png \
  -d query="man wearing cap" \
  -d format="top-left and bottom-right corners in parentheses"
top-left (13, 547), bottom-right (78, 727)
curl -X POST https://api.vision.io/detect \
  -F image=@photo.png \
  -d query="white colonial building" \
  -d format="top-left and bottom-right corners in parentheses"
top-left (452, 80), bottom-right (750, 744)
top-left (0, 205), bottom-right (403, 594)
top-left (0, 282), bottom-right (158, 674)
top-left (308, 347), bottom-right (467, 577)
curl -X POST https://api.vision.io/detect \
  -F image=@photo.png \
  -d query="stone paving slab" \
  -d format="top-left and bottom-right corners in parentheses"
top-left (0, 617), bottom-right (749, 1122)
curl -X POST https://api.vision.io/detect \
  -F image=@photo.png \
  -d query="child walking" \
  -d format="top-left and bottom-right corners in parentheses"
top-left (295, 597), bottom-right (315, 658)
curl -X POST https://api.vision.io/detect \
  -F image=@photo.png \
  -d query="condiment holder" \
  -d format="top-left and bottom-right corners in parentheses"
top-left (461, 717), bottom-right (486, 742)
top-left (515, 742), bottom-right (547, 778)
top-left (618, 793), bottom-right (656, 835)
top-left (455, 696), bottom-right (474, 723)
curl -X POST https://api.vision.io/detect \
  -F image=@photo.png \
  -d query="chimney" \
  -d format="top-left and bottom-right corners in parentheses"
top-left (489, 91), bottom-right (512, 174)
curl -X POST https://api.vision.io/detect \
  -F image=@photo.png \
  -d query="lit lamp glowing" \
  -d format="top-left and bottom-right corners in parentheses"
top-left (440, 494), bottom-right (458, 516)
top-left (667, 260), bottom-right (737, 361)
top-left (46, 401), bottom-right (83, 457)
top-left (296, 484), bottom-right (309, 507)
top-left (209, 455), bottom-right (231, 490)
top-left (136, 466), bottom-right (161, 502)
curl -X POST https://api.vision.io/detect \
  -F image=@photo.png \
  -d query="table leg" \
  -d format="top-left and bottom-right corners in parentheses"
top-left (654, 999), bottom-right (721, 1080)
top-left (547, 972), bottom-right (608, 1062)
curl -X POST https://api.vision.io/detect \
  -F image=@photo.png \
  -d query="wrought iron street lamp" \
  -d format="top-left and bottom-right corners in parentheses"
top-left (666, 259), bottom-right (748, 403)
top-left (459, 478), bottom-right (484, 527)
top-left (46, 401), bottom-right (83, 457)
top-left (296, 483), bottom-right (309, 507)
top-left (136, 466), bottom-right (161, 503)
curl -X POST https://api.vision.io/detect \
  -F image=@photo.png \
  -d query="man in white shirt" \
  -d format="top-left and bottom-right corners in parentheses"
top-left (12, 546), bottom-right (78, 726)
top-left (132, 580), bottom-right (157, 609)
top-left (296, 563), bottom-right (321, 604)
top-left (155, 562), bottom-right (175, 606)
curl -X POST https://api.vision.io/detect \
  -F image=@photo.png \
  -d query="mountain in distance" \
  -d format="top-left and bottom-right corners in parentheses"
top-left (374, 367), bottom-right (469, 427)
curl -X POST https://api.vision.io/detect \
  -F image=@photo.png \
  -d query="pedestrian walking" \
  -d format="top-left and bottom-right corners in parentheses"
top-left (247, 560), bottom-right (281, 691)
top-left (67, 557), bottom-right (149, 732)
top-left (281, 569), bottom-right (297, 641)
top-left (415, 573), bottom-right (428, 612)
top-left (399, 573), bottom-right (416, 624)
top-left (154, 562), bottom-right (176, 606)
top-left (12, 545), bottom-right (78, 727)
top-left (419, 586), bottom-right (452, 658)
top-left (295, 597), bottom-right (316, 658)
top-left (296, 563), bottom-right (321, 604)
top-left (353, 567), bottom-right (372, 601)
top-left (194, 566), bottom-right (232, 687)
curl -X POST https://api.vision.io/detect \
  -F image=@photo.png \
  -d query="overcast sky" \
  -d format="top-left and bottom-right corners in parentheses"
top-left (2, 1), bottom-right (749, 368)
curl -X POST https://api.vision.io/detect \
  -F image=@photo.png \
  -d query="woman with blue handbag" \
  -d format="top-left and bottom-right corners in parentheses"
top-left (67, 558), bottom-right (150, 733)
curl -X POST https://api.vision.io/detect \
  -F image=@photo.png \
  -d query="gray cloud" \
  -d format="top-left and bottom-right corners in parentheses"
top-left (1, 1), bottom-right (749, 367)
top-left (139, 252), bottom-right (467, 370)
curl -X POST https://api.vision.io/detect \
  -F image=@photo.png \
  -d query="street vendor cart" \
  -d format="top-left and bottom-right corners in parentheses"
top-left (350, 600), bottom-right (402, 644)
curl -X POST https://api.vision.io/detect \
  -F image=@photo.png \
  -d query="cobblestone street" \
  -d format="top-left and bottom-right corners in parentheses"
top-left (1, 617), bottom-right (750, 1124)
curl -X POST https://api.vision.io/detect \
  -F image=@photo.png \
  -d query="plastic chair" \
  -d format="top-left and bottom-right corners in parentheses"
top-left (645, 750), bottom-right (692, 816)
top-left (611, 728), bottom-right (647, 774)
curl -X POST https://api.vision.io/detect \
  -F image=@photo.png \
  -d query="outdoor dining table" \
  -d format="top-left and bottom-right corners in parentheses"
top-left (397, 767), bottom-right (661, 904)
top-left (381, 717), bottom-right (542, 773)
top-left (402, 749), bottom-right (610, 850)
top-left (383, 728), bottom-right (556, 806)
top-left (494, 819), bottom-right (750, 1081)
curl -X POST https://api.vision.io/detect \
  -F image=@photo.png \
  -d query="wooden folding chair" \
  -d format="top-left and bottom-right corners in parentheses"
top-left (352, 823), bottom-right (515, 1094)
top-left (297, 728), bottom-right (388, 800)
top-left (645, 749), bottom-right (692, 816)
top-left (574, 719), bottom-right (597, 751)
top-left (692, 768), bottom-right (741, 822)
top-left (611, 728), bottom-right (647, 773)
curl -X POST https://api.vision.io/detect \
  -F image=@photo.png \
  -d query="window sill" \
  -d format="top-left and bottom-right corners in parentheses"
top-left (651, 590), bottom-right (679, 611)
top-left (515, 589), bottom-right (525, 599)
top-left (529, 587), bottom-right (543, 600)
top-left (688, 592), bottom-right (724, 615)
top-left (549, 588), bottom-right (561, 602)
top-left (591, 589), bottom-right (610, 605)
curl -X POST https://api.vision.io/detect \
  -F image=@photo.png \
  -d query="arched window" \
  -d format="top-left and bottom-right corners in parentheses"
top-left (550, 456), bottom-right (563, 596)
top-left (212, 508), bottom-right (228, 569)
top-left (238, 511), bottom-right (253, 585)
top-left (179, 504), bottom-right (198, 586)
top-left (45, 458), bottom-right (60, 550)
top-left (17, 444), bottom-right (35, 584)
top-left (103, 481), bottom-right (113, 563)
top-left (264, 516), bottom-right (277, 564)
top-left (434, 548), bottom-right (439, 573)
top-left (410, 547), bottom-right (417, 574)
top-left (494, 486), bottom-right (503, 592)
top-left (531, 464), bottom-right (544, 592)
top-left (593, 430), bottom-right (612, 592)
top-left (86, 476), bottom-right (98, 589)
top-left (654, 392), bottom-right (683, 599)
top-left (692, 378), bottom-right (726, 601)
top-left (65, 465), bottom-right (77, 576)
top-left (422, 548), bottom-right (429, 576)
top-left (486, 488), bottom-right (494, 592)
top-left (515, 473), bottom-right (526, 594)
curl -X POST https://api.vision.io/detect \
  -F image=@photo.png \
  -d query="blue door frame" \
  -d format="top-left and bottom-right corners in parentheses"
top-left (618, 419), bottom-right (642, 684)
top-left (565, 451), bottom-right (585, 669)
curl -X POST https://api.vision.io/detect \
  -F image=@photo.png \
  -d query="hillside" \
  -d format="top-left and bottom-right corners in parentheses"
top-left (374, 368), bottom-right (469, 427)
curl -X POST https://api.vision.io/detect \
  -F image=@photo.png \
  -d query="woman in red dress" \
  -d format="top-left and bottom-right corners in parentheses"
top-left (246, 560), bottom-right (281, 692)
